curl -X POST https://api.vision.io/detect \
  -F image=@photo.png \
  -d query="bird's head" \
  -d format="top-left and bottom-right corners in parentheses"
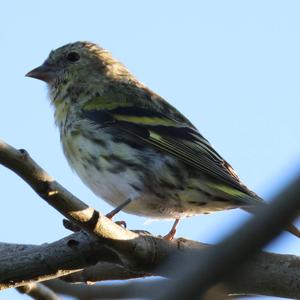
top-left (26, 41), bottom-right (131, 89)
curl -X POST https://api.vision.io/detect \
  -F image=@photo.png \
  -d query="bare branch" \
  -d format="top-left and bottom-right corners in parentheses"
top-left (229, 251), bottom-right (300, 298)
top-left (17, 283), bottom-right (60, 300)
top-left (0, 231), bottom-right (199, 290)
top-left (62, 262), bottom-right (149, 283)
top-left (45, 279), bottom-right (165, 300)
top-left (44, 280), bottom-right (229, 300)
top-left (0, 235), bottom-right (300, 297)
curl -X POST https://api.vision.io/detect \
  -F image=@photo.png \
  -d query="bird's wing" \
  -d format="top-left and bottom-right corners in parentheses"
top-left (83, 103), bottom-right (254, 198)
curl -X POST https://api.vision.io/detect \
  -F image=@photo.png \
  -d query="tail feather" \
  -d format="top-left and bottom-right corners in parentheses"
top-left (286, 223), bottom-right (300, 239)
top-left (241, 199), bottom-right (300, 239)
top-left (214, 189), bottom-right (300, 239)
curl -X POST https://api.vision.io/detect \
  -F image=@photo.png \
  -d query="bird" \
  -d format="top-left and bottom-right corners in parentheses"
top-left (26, 41), bottom-right (300, 240)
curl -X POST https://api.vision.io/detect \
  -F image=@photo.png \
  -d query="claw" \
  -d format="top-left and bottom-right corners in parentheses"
top-left (115, 220), bottom-right (127, 228)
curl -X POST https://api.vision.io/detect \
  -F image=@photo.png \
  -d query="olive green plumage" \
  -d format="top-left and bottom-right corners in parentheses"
top-left (26, 41), bottom-right (300, 238)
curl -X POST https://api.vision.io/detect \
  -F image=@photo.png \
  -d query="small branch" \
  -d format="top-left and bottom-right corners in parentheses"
top-left (0, 242), bottom-right (34, 256)
top-left (45, 280), bottom-right (229, 300)
top-left (17, 282), bottom-right (60, 300)
top-left (45, 279), bottom-right (166, 300)
top-left (0, 233), bottom-right (86, 290)
top-left (0, 232), bottom-right (199, 290)
top-left (62, 262), bottom-right (149, 283)
top-left (0, 235), bottom-right (300, 298)
top-left (229, 251), bottom-right (300, 298)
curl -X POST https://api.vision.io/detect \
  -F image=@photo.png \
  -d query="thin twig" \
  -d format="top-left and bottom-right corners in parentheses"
top-left (45, 279), bottom-right (165, 299)
top-left (17, 283), bottom-right (61, 300)
top-left (0, 234), bottom-right (300, 297)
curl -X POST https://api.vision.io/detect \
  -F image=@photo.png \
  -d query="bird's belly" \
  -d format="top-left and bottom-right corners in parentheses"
top-left (62, 132), bottom-right (142, 207)
top-left (62, 131), bottom-right (237, 219)
top-left (79, 165), bottom-right (141, 208)
top-left (70, 161), bottom-right (235, 219)
top-left (66, 151), bottom-right (178, 218)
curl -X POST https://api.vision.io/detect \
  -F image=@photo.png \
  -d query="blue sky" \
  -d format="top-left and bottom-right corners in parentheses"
top-left (1, 1), bottom-right (300, 299)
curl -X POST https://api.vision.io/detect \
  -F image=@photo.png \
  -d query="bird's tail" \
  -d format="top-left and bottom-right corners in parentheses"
top-left (285, 223), bottom-right (300, 239)
top-left (242, 200), bottom-right (300, 239)
top-left (209, 184), bottom-right (300, 238)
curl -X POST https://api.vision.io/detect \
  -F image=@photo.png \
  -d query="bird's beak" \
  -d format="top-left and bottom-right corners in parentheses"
top-left (26, 63), bottom-right (58, 83)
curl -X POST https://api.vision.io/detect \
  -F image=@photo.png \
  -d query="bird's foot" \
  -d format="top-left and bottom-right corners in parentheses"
top-left (115, 220), bottom-right (127, 228)
top-left (105, 198), bottom-right (132, 219)
top-left (105, 213), bottom-right (127, 228)
top-left (163, 230), bottom-right (177, 241)
top-left (163, 219), bottom-right (180, 241)
top-left (105, 199), bottom-right (132, 228)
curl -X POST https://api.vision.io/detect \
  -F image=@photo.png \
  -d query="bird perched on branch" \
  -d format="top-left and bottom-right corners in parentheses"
top-left (26, 41), bottom-right (300, 240)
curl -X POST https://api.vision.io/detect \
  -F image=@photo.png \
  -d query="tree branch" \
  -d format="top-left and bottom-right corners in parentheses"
top-left (62, 261), bottom-right (149, 283)
top-left (1, 138), bottom-right (300, 298)
top-left (44, 279), bottom-right (229, 300)
top-left (0, 235), bottom-right (300, 298)
top-left (0, 231), bottom-right (201, 290)
top-left (17, 282), bottom-right (60, 300)
top-left (45, 279), bottom-right (165, 300)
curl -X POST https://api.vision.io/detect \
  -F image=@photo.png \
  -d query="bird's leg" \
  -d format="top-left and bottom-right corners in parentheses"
top-left (106, 198), bottom-right (132, 218)
top-left (106, 198), bottom-right (132, 228)
top-left (164, 219), bottom-right (180, 240)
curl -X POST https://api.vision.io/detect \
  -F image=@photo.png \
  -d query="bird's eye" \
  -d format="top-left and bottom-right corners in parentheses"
top-left (67, 52), bottom-right (80, 62)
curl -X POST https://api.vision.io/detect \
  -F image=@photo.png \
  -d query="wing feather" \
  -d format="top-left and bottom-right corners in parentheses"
top-left (83, 105), bottom-right (253, 196)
